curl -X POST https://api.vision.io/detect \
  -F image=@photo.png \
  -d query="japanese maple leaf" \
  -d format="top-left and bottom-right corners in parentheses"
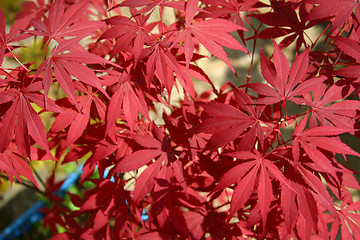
top-left (0, 146), bottom-right (38, 187)
top-left (247, 41), bottom-right (325, 105)
top-left (79, 132), bottom-right (133, 183)
top-left (330, 200), bottom-right (360, 240)
top-left (292, 113), bottom-right (360, 182)
top-left (280, 173), bottom-right (298, 234)
top-left (35, 38), bottom-right (118, 110)
top-left (172, 0), bottom-right (248, 72)
top-left (145, 38), bottom-right (196, 99)
top-left (93, 134), bottom-right (132, 165)
top-left (293, 163), bottom-right (341, 222)
top-left (198, 84), bottom-right (273, 150)
top-left (202, 0), bottom-right (258, 18)
top-left (281, 167), bottom-right (323, 235)
top-left (280, 158), bottom-right (344, 236)
top-left (111, 0), bottom-right (185, 14)
top-left (150, 167), bottom-right (206, 217)
top-left (79, 179), bottom-right (137, 239)
top-left (0, 80), bottom-right (57, 159)
top-left (211, 150), bottom-right (295, 226)
top-left (105, 70), bottom-right (151, 134)
top-left (74, 82), bottom-right (107, 122)
top-left (333, 37), bottom-right (360, 79)
top-left (175, 52), bottom-right (213, 85)
top-left (201, 0), bottom-right (259, 43)
top-left (50, 83), bottom-right (106, 149)
top-left (307, 0), bottom-right (359, 30)
top-left (99, 13), bottom-right (154, 63)
top-left (113, 127), bottom-right (185, 202)
top-left (0, 10), bottom-right (32, 65)
top-left (231, 83), bottom-right (267, 151)
top-left (197, 101), bottom-right (254, 149)
top-left (302, 83), bottom-right (360, 129)
top-left (147, 167), bottom-right (205, 239)
top-left (249, 1), bottom-right (320, 50)
top-left (30, 0), bottom-right (104, 42)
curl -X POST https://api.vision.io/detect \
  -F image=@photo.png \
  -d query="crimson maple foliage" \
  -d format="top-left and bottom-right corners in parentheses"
top-left (1, 0), bottom-right (360, 239)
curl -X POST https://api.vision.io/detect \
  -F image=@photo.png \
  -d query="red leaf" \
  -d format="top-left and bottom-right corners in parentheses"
top-left (64, 96), bottom-right (92, 148)
top-left (20, 94), bottom-right (53, 158)
top-left (133, 155), bottom-right (164, 202)
top-left (258, 164), bottom-right (272, 229)
top-left (36, 38), bottom-right (119, 111)
top-left (248, 42), bottom-right (325, 104)
top-left (132, 134), bottom-right (162, 149)
top-left (303, 136), bottom-right (359, 156)
top-left (52, 60), bottom-right (79, 110)
top-left (30, 0), bottom-right (103, 41)
top-left (297, 165), bottom-right (339, 218)
top-left (68, 192), bottom-right (83, 208)
top-left (307, 0), bottom-right (357, 29)
top-left (100, 14), bottom-right (152, 61)
top-left (0, 10), bottom-right (32, 65)
top-left (273, 41), bottom-right (290, 93)
top-left (50, 233), bottom-right (72, 240)
top-left (186, 18), bottom-right (248, 73)
top-left (199, 102), bottom-right (253, 148)
top-left (0, 100), bottom-right (17, 152)
top-left (201, 102), bottom-right (248, 119)
top-left (0, 151), bottom-right (20, 184)
top-left (183, 211), bottom-right (205, 239)
top-left (300, 141), bottom-right (338, 180)
top-left (228, 164), bottom-right (260, 219)
top-left (114, 149), bottom-right (162, 173)
top-left (264, 159), bottom-right (297, 194)
top-left (296, 184), bottom-right (318, 231)
top-left (212, 160), bottom-right (256, 192)
top-left (185, 0), bottom-right (199, 26)
top-left (106, 80), bottom-right (150, 133)
top-left (57, 60), bottom-right (109, 98)
top-left (281, 182), bottom-right (298, 233)
top-left (287, 48), bottom-right (309, 95)
top-left (169, 206), bottom-right (191, 238)
top-left (5, 150), bottom-right (38, 187)
top-left (303, 83), bottom-right (360, 129)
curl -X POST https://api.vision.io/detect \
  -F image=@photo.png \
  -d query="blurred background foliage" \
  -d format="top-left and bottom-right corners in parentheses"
top-left (0, 0), bottom-right (24, 24)
top-left (19, 39), bottom-right (49, 70)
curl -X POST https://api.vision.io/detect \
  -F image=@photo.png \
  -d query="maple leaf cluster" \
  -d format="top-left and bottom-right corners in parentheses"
top-left (1, 0), bottom-right (360, 239)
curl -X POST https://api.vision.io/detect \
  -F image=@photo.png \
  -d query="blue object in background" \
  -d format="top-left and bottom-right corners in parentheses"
top-left (0, 201), bottom-right (45, 240)
top-left (0, 166), bottom-right (148, 240)
top-left (0, 166), bottom-right (82, 240)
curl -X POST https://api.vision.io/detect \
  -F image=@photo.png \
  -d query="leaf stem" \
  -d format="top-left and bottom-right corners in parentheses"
top-left (44, 38), bottom-right (52, 60)
top-left (303, 31), bottom-right (314, 47)
top-left (246, 35), bottom-right (257, 90)
top-left (282, 99), bottom-right (287, 121)
top-left (245, 24), bottom-right (262, 93)
top-left (312, 22), bottom-right (331, 48)
top-left (5, 45), bottom-right (30, 72)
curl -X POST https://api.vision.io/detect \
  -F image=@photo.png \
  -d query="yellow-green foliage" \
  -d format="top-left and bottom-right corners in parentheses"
top-left (0, 0), bottom-right (24, 24)
top-left (19, 39), bottom-right (49, 70)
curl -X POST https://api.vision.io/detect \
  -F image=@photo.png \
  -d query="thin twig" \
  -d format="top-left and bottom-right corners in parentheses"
top-left (0, 174), bottom-right (45, 196)
top-left (30, 163), bottom-right (47, 190)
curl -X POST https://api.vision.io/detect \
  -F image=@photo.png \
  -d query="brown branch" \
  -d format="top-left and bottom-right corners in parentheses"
top-left (0, 174), bottom-right (46, 196)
